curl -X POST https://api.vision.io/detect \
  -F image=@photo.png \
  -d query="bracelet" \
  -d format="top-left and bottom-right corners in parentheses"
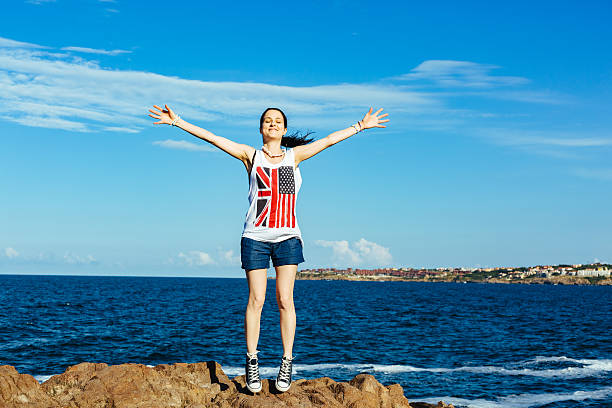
top-left (351, 121), bottom-right (364, 133)
top-left (171, 115), bottom-right (181, 126)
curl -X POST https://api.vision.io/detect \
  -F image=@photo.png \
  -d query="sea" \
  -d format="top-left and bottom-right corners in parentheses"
top-left (1, 274), bottom-right (611, 408)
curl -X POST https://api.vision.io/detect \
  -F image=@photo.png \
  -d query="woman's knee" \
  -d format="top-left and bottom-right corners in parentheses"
top-left (248, 293), bottom-right (266, 310)
top-left (276, 292), bottom-right (294, 310)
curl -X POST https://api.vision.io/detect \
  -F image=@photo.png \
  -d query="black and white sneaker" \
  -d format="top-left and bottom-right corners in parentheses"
top-left (245, 350), bottom-right (262, 393)
top-left (275, 355), bottom-right (293, 392)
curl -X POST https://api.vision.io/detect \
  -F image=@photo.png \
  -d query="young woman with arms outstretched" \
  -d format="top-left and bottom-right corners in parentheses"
top-left (147, 104), bottom-right (389, 393)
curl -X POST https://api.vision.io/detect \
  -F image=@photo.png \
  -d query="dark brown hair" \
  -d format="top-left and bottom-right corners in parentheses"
top-left (260, 107), bottom-right (315, 147)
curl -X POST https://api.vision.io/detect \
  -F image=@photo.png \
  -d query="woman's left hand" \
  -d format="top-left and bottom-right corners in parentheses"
top-left (360, 107), bottom-right (389, 130)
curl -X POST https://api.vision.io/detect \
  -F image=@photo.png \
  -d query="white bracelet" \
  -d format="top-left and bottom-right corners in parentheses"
top-left (351, 124), bottom-right (360, 133)
top-left (171, 115), bottom-right (181, 126)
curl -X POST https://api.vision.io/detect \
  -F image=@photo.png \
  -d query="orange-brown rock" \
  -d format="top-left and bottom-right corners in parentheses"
top-left (0, 362), bottom-right (454, 408)
top-left (0, 365), bottom-right (58, 407)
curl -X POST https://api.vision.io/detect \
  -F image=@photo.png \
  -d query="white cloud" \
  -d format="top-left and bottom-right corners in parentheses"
top-left (1, 248), bottom-right (99, 265)
top-left (168, 247), bottom-right (239, 267)
top-left (152, 139), bottom-right (216, 152)
top-left (495, 134), bottom-right (612, 147)
top-left (470, 128), bottom-right (612, 161)
top-left (218, 249), bottom-right (240, 265)
top-left (353, 238), bottom-right (393, 265)
top-left (395, 60), bottom-right (529, 88)
top-left (103, 126), bottom-right (141, 133)
top-left (60, 46), bottom-right (132, 56)
top-left (0, 37), bottom-right (48, 49)
top-left (177, 251), bottom-right (216, 266)
top-left (0, 35), bottom-right (436, 133)
top-left (4, 247), bottom-right (19, 259)
top-left (63, 251), bottom-right (98, 265)
top-left (0, 35), bottom-right (597, 171)
top-left (315, 240), bottom-right (361, 264)
top-left (315, 238), bottom-right (392, 267)
top-left (473, 128), bottom-right (612, 157)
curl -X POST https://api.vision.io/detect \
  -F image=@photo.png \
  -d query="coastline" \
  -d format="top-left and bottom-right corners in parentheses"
top-left (295, 273), bottom-right (612, 285)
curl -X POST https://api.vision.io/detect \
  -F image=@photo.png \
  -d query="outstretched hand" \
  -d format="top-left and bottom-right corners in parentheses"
top-left (148, 104), bottom-right (178, 125)
top-left (360, 107), bottom-right (389, 130)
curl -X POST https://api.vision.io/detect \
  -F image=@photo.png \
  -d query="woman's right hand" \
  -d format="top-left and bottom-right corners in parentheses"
top-left (148, 104), bottom-right (178, 125)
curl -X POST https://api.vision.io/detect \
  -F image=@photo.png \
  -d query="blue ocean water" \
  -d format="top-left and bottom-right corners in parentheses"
top-left (0, 275), bottom-right (610, 408)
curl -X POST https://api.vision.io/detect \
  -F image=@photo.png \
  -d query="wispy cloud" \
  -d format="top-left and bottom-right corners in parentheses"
top-left (1, 247), bottom-right (98, 265)
top-left (0, 37), bottom-right (48, 49)
top-left (218, 248), bottom-right (240, 265)
top-left (315, 238), bottom-right (392, 267)
top-left (571, 168), bottom-right (612, 181)
top-left (394, 60), bottom-right (529, 88)
top-left (25, 0), bottom-right (56, 4)
top-left (0, 35), bottom-right (438, 134)
top-left (475, 127), bottom-right (612, 148)
top-left (173, 251), bottom-right (216, 266)
top-left (153, 139), bottom-right (216, 152)
top-left (0, 35), bottom-right (595, 168)
top-left (60, 46), bottom-right (132, 56)
top-left (168, 247), bottom-right (240, 267)
top-left (63, 251), bottom-right (98, 265)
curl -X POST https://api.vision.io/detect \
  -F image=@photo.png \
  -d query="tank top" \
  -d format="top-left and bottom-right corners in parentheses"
top-left (242, 148), bottom-right (302, 244)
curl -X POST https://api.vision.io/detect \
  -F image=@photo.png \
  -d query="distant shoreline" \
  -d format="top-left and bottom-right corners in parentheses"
top-left (295, 273), bottom-right (612, 285)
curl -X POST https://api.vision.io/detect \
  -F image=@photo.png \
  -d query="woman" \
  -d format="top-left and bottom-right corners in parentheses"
top-left (147, 104), bottom-right (389, 393)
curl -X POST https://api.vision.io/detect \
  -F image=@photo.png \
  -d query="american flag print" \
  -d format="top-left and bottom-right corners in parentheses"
top-left (254, 165), bottom-right (296, 228)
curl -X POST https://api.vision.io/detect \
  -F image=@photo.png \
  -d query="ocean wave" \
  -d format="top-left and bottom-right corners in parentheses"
top-left (220, 355), bottom-right (612, 379)
top-left (33, 355), bottom-right (612, 383)
top-left (411, 385), bottom-right (612, 408)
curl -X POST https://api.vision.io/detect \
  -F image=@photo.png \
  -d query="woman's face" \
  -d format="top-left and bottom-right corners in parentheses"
top-left (260, 109), bottom-right (287, 141)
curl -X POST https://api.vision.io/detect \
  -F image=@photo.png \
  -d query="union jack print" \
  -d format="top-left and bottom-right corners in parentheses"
top-left (254, 165), bottom-right (296, 228)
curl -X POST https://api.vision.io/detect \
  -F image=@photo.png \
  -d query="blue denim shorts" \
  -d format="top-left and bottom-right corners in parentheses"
top-left (240, 237), bottom-right (305, 270)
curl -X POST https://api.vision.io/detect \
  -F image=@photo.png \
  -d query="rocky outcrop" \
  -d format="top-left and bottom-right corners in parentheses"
top-left (0, 362), bottom-right (454, 408)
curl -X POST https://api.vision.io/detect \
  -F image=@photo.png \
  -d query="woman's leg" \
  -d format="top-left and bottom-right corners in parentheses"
top-left (245, 269), bottom-right (268, 354)
top-left (275, 264), bottom-right (297, 358)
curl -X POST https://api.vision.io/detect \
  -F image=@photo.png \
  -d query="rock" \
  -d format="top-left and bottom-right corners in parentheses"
top-left (0, 362), bottom-right (452, 408)
top-left (411, 403), bottom-right (455, 408)
top-left (0, 365), bottom-right (58, 407)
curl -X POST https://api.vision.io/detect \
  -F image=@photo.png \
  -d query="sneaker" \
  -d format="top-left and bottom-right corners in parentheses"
top-left (245, 350), bottom-right (262, 393)
top-left (275, 355), bottom-right (293, 392)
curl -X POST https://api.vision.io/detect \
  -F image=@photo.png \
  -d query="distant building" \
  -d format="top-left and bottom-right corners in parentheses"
top-left (577, 269), bottom-right (611, 277)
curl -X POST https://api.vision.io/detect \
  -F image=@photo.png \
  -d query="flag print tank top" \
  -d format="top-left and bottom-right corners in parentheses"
top-left (242, 148), bottom-right (302, 244)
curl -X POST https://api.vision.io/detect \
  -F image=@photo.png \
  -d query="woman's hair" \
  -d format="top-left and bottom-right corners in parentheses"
top-left (260, 107), bottom-right (315, 148)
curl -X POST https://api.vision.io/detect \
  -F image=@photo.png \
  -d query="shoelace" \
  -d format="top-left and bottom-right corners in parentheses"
top-left (247, 358), bottom-right (260, 384)
top-left (277, 357), bottom-right (293, 384)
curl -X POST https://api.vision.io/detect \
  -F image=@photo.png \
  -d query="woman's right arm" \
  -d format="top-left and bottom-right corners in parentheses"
top-left (148, 104), bottom-right (255, 171)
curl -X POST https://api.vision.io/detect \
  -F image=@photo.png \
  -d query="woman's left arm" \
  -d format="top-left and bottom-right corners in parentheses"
top-left (293, 107), bottom-right (389, 166)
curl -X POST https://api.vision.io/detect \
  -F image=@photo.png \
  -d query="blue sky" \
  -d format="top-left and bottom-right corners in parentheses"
top-left (1, 0), bottom-right (611, 277)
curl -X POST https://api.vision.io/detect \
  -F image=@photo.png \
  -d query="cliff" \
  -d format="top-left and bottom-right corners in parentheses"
top-left (0, 362), bottom-right (453, 408)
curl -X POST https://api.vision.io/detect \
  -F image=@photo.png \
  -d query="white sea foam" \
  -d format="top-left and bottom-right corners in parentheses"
top-left (411, 385), bottom-right (612, 408)
top-left (34, 374), bottom-right (54, 383)
top-left (221, 355), bottom-right (612, 379)
top-left (33, 355), bottom-right (612, 384)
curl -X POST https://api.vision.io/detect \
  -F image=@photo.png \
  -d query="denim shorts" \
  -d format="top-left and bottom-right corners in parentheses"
top-left (240, 237), bottom-right (305, 270)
